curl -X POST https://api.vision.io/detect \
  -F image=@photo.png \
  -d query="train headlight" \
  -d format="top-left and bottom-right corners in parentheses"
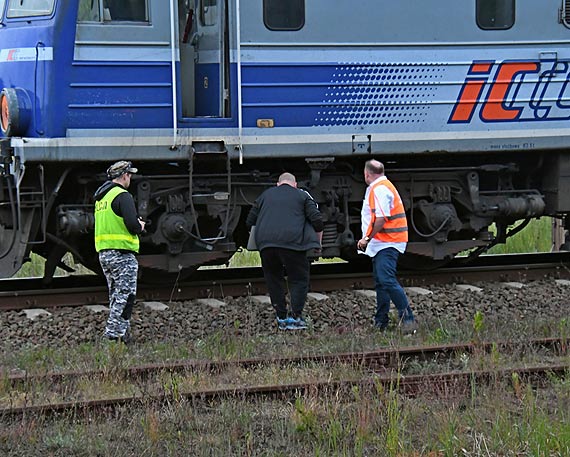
top-left (0, 88), bottom-right (31, 137)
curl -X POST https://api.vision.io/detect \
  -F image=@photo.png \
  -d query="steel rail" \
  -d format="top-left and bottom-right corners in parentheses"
top-left (1, 252), bottom-right (570, 311)
top-left (2, 363), bottom-right (568, 417)
top-left (4, 337), bottom-right (567, 387)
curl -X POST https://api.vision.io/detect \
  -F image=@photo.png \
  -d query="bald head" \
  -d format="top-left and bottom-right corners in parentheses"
top-left (364, 160), bottom-right (385, 185)
top-left (365, 160), bottom-right (384, 175)
top-left (277, 172), bottom-right (297, 187)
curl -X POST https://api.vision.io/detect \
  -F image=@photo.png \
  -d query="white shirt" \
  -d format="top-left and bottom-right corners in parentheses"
top-left (360, 176), bottom-right (407, 257)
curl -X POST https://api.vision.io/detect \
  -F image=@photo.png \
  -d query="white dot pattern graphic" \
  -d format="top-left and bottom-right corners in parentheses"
top-left (315, 63), bottom-right (446, 127)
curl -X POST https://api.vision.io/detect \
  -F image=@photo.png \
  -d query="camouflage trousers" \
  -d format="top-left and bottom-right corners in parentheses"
top-left (99, 250), bottom-right (138, 339)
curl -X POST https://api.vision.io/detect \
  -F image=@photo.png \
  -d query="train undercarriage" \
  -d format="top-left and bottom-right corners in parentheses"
top-left (1, 139), bottom-right (569, 283)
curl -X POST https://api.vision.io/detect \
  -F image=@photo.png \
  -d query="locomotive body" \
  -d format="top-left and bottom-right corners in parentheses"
top-left (1, 0), bottom-right (569, 280)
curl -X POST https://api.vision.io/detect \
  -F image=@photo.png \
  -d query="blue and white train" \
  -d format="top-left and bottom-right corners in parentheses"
top-left (0, 0), bottom-right (569, 281)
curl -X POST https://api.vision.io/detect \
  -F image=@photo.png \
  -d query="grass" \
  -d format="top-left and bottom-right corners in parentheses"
top-left (228, 249), bottom-right (261, 268)
top-left (1, 374), bottom-right (569, 456)
top-left (210, 249), bottom-right (344, 270)
top-left (2, 312), bottom-right (570, 455)
top-left (14, 252), bottom-right (95, 279)
top-left (487, 217), bottom-right (553, 254)
top-left (3, 314), bottom-right (569, 374)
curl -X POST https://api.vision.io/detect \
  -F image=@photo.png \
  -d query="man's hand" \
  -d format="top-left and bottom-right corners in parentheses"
top-left (357, 237), bottom-right (369, 251)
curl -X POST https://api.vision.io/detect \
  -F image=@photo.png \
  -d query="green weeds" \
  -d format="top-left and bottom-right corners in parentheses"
top-left (2, 312), bottom-right (570, 455)
top-left (488, 217), bottom-right (552, 254)
top-left (14, 252), bottom-right (94, 278)
top-left (1, 376), bottom-right (569, 455)
top-left (426, 320), bottom-right (451, 344)
top-left (384, 378), bottom-right (405, 456)
top-left (194, 328), bottom-right (252, 360)
top-left (472, 310), bottom-right (484, 338)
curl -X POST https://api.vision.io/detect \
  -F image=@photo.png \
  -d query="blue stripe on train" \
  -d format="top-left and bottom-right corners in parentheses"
top-left (67, 60), bottom-right (437, 131)
top-left (67, 61), bottom-right (174, 129)
top-left (67, 62), bottom-right (239, 130)
top-left (4, 58), bottom-right (441, 135)
top-left (241, 62), bottom-right (444, 128)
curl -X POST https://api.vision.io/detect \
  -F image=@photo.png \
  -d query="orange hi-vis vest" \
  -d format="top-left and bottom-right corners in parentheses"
top-left (366, 179), bottom-right (408, 243)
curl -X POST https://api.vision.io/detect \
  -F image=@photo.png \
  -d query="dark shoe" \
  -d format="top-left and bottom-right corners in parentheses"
top-left (102, 332), bottom-right (133, 345)
top-left (374, 324), bottom-right (389, 332)
top-left (102, 335), bottom-right (119, 344)
top-left (120, 330), bottom-right (134, 345)
top-left (400, 320), bottom-right (418, 335)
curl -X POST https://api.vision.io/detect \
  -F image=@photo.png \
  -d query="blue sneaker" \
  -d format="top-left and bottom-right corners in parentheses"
top-left (286, 317), bottom-right (308, 330)
top-left (277, 317), bottom-right (294, 330)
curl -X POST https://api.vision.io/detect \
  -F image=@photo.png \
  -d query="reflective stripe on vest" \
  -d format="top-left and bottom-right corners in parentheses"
top-left (366, 179), bottom-right (408, 243)
top-left (94, 186), bottom-right (140, 253)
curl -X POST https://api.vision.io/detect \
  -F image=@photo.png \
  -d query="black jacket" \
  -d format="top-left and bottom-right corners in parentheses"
top-left (93, 181), bottom-right (143, 235)
top-left (246, 184), bottom-right (323, 251)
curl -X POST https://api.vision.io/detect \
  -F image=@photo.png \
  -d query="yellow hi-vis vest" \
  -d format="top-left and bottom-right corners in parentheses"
top-left (366, 179), bottom-right (408, 243)
top-left (94, 186), bottom-right (140, 253)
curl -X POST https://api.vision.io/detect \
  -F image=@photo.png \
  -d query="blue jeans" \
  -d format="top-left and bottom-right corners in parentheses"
top-left (372, 247), bottom-right (414, 328)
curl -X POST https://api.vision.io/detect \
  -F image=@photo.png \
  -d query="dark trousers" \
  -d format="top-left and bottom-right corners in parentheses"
top-left (372, 247), bottom-right (415, 328)
top-left (260, 247), bottom-right (310, 319)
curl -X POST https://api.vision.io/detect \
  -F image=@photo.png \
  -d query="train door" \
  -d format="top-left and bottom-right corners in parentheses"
top-left (179, 0), bottom-right (195, 117)
top-left (180, 0), bottom-right (230, 118)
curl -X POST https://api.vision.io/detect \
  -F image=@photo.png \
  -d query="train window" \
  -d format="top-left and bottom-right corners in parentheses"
top-left (7, 0), bottom-right (54, 18)
top-left (476, 0), bottom-right (515, 30)
top-left (562, 0), bottom-right (570, 28)
top-left (78, 0), bottom-right (100, 22)
top-left (0, 0), bottom-right (5, 18)
top-left (78, 0), bottom-right (148, 23)
top-left (263, 0), bottom-right (305, 31)
top-left (199, 0), bottom-right (217, 26)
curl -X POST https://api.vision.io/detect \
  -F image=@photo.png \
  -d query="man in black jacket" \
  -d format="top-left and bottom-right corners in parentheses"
top-left (246, 172), bottom-right (323, 330)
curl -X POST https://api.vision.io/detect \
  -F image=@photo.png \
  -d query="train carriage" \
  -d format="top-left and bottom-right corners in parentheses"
top-left (0, 0), bottom-right (569, 281)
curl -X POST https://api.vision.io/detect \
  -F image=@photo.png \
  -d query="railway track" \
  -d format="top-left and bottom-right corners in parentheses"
top-left (1, 252), bottom-right (570, 311)
top-left (2, 337), bottom-right (568, 417)
top-left (3, 365), bottom-right (568, 417)
top-left (5, 336), bottom-right (567, 386)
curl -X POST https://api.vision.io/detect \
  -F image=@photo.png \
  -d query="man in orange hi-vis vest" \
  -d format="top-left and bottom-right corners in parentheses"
top-left (357, 160), bottom-right (418, 334)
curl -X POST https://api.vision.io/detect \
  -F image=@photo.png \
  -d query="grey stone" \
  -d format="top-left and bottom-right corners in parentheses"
top-left (23, 309), bottom-right (51, 320)
top-left (455, 284), bottom-right (483, 293)
top-left (142, 301), bottom-right (169, 311)
top-left (197, 298), bottom-right (225, 309)
top-left (405, 287), bottom-right (433, 296)
top-left (355, 289), bottom-right (376, 298)
top-left (501, 282), bottom-right (525, 289)
top-left (85, 305), bottom-right (108, 313)
top-left (251, 295), bottom-right (271, 305)
top-left (307, 292), bottom-right (329, 301)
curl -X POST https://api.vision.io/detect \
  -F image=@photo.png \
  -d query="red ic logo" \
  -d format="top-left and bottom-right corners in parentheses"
top-left (449, 60), bottom-right (540, 123)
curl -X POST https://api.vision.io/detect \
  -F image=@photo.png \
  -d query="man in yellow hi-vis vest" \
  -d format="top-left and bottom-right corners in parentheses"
top-left (357, 159), bottom-right (418, 334)
top-left (94, 161), bottom-right (145, 343)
